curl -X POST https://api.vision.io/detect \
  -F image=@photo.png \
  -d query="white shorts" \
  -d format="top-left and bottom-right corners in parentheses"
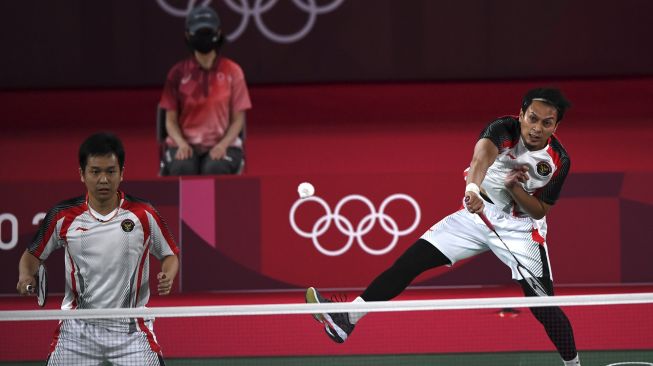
top-left (47, 318), bottom-right (164, 366)
top-left (420, 202), bottom-right (553, 281)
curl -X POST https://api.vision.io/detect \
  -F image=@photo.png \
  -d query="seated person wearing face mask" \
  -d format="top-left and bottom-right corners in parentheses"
top-left (159, 6), bottom-right (252, 176)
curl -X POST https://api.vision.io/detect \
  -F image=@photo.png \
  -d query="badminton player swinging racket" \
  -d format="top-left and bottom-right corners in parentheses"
top-left (306, 88), bottom-right (581, 366)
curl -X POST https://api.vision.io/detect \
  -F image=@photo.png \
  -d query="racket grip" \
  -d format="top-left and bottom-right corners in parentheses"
top-left (26, 284), bottom-right (34, 293)
top-left (478, 212), bottom-right (496, 231)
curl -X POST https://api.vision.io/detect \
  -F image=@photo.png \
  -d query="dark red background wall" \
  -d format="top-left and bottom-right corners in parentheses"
top-left (1, 1), bottom-right (652, 88)
top-left (1, 78), bottom-right (653, 293)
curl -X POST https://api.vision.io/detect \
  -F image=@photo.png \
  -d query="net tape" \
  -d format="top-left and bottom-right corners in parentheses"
top-left (2, 292), bottom-right (652, 321)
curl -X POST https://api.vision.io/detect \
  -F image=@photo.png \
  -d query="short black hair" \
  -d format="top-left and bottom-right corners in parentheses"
top-left (521, 88), bottom-right (571, 122)
top-left (78, 132), bottom-right (125, 171)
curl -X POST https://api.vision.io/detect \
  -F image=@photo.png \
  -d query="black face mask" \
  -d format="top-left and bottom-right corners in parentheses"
top-left (188, 31), bottom-right (219, 54)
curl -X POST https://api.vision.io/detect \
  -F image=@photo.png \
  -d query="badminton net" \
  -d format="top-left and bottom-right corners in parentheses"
top-left (1, 292), bottom-right (652, 366)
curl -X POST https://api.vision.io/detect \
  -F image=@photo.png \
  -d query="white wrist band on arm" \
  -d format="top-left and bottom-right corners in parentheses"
top-left (465, 183), bottom-right (481, 197)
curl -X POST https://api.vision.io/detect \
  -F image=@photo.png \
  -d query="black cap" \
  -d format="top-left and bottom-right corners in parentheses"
top-left (186, 6), bottom-right (221, 34)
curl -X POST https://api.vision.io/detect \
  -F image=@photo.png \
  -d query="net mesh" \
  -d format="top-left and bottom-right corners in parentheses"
top-left (1, 293), bottom-right (652, 366)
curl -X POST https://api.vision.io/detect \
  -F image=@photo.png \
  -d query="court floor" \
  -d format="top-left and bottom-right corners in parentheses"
top-left (5, 351), bottom-right (653, 366)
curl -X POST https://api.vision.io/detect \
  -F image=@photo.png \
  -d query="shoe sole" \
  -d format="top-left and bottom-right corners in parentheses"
top-left (324, 323), bottom-right (345, 343)
top-left (305, 287), bottom-right (348, 343)
top-left (305, 287), bottom-right (325, 323)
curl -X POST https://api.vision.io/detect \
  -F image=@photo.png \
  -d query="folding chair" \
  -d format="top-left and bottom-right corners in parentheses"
top-left (156, 106), bottom-right (169, 176)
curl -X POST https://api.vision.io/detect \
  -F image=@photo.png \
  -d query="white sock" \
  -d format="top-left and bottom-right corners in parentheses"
top-left (348, 297), bottom-right (367, 324)
top-left (563, 354), bottom-right (580, 366)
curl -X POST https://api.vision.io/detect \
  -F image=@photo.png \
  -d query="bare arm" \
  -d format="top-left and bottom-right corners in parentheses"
top-left (505, 169), bottom-right (551, 220)
top-left (165, 110), bottom-right (185, 147)
top-left (165, 109), bottom-right (194, 160)
top-left (209, 110), bottom-right (246, 160)
top-left (16, 251), bottom-right (40, 295)
top-left (157, 255), bottom-right (179, 295)
top-left (464, 138), bottom-right (499, 213)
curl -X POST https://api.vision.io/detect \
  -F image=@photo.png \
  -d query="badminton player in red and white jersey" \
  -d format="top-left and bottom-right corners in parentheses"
top-left (16, 132), bottom-right (179, 366)
top-left (307, 88), bottom-right (581, 366)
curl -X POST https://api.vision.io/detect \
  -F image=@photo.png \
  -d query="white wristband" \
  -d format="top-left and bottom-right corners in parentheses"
top-left (465, 183), bottom-right (481, 197)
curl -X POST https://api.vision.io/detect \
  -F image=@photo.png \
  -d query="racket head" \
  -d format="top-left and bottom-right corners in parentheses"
top-left (37, 263), bottom-right (48, 307)
top-left (479, 212), bottom-right (549, 297)
top-left (518, 267), bottom-right (549, 297)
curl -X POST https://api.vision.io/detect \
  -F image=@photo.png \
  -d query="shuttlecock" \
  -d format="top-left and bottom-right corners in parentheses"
top-left (297, 182), bottom-right (315, 198)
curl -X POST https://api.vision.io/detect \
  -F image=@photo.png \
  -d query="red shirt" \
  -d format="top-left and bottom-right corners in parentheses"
top-left (160, 56), bottom-right (252, 151)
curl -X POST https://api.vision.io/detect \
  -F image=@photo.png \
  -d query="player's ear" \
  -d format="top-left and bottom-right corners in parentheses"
top-left (79, 168), bottom-right (85, 183)
top-left (120, 167), bottom-right (124, 182)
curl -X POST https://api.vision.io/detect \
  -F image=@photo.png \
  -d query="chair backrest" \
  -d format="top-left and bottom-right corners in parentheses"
top-left (156, 106), bottom-right (168, 176)
top-left (156, 106), bottom-right (167, 143)
top-left (236, 115), bottom-right (247, 174)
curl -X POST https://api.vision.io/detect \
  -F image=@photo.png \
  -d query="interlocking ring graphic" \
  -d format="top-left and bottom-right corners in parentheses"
top-left (289, 194), bottom-right (421, 256)
top-left (157, 0), bottom-right (346, 44)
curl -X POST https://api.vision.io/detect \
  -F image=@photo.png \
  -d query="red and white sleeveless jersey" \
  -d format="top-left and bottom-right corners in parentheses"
top-left (28, 191), bottom-right (179, 326)
top-left (472, 116), bottom-right (571, 222)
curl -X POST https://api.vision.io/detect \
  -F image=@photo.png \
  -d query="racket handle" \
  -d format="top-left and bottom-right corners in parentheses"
top-left (465, 196), bottom-right (495, 231)
top-left (26, 284), bottom-right (34, 293)
top-left (477, 212), bottom-right (496, 231)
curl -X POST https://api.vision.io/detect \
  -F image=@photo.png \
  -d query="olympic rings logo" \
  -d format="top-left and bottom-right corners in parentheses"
top-left (289, 194), bottom-right (421, 256)
top-left (157, 0), bottom-right (346, 44)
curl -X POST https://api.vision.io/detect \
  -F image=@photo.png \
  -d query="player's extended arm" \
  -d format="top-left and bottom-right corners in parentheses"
top-left (16, 251), bottom-right (40, 295)
top-left (157, 254), bottom-right (179, 296)
top-left (465, 138), bottom-right (499, 213)
top-left (505, 173), bottom-right (551, 220)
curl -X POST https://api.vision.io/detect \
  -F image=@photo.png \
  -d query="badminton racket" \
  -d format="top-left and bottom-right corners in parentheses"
top-left (477, 212), bottom-right (549, 297)
top-left (25, 262), bottom-right (48, 307)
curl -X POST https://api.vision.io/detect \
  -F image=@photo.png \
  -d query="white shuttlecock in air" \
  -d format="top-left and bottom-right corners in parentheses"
top-left (297, 182), bottom-right (315, 198)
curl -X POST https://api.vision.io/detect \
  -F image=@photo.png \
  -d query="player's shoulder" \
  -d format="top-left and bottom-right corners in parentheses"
top-left (123, 193), bottom-right (154, 207)
top-left (548, 135), bottom-right (571, 161)
top-left (123, 194), bottom-right (160, 215)
top-left (481, 115), bottom-right (520, 147)
top-left (48, 196), bottom-right (86, 215)
top-left (489, 115), bottom-right (519, 127)
top-left (546, 135), bottom-right (571, 172)
top-left (38, 196), bottom-right (86, 227)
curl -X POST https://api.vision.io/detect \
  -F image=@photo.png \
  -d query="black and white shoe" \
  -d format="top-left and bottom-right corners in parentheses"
top-left (305, 287), bottom-right (355, 343)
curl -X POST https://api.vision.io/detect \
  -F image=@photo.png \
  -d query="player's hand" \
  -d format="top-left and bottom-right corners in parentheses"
top-left (505, 165), bottom-right (529, 189)
top-left (16, 275), bottom-right (36, 296)
top-left (175, 143), bottom-right (193, 160)
top-left (209, 144), bottom-right (227, 160)
top-left (157, 272), bottom-right (173, 296)
top-left (464, 192), bottom-right (484, 214)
